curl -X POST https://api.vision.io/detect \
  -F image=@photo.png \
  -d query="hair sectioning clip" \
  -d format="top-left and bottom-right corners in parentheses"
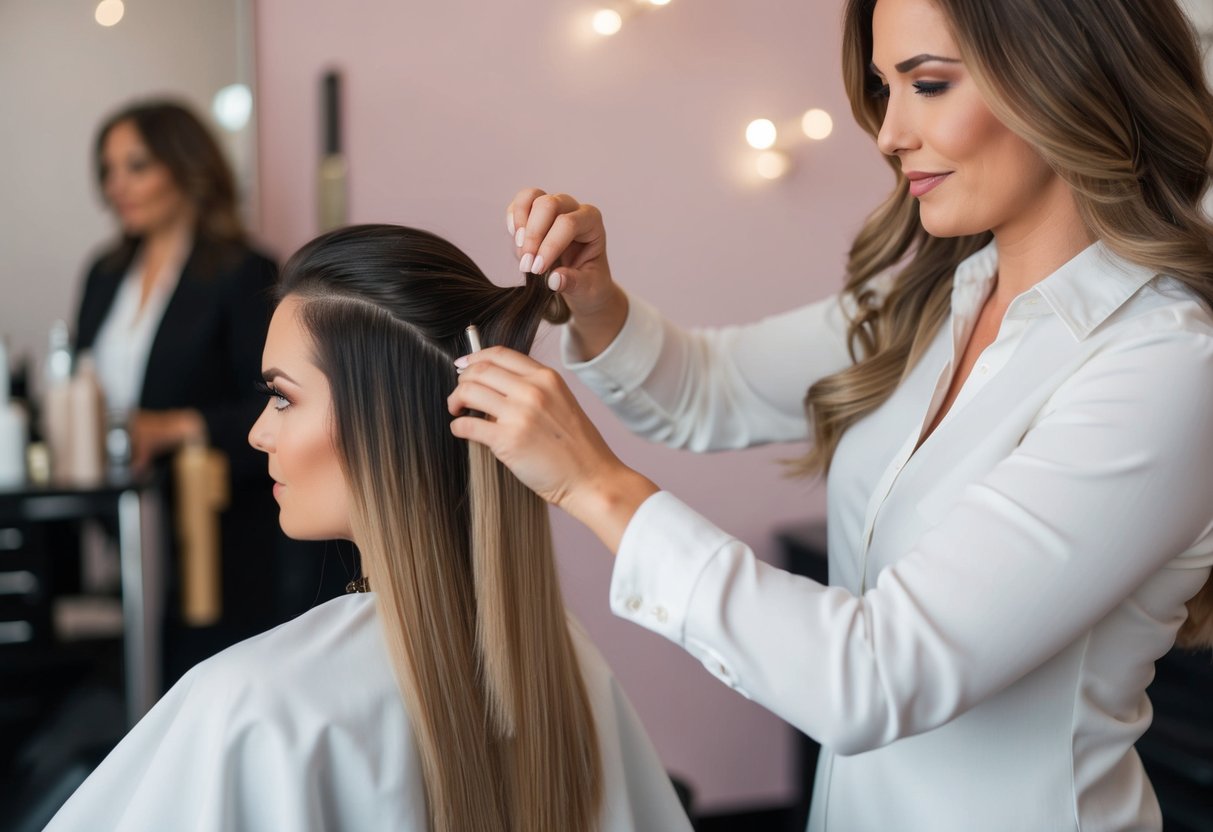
top-left (465, 325), bottom-right (483, 354)
top-left (461, 325), bottom-right (485, 420)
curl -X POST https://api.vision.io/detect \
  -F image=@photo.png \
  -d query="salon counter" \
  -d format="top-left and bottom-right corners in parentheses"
top-left (0, 476), bottom-right (167, 725)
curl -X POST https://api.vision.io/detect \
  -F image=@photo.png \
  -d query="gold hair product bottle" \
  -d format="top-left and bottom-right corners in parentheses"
top-left (174, 441), bottom-right (230, 625)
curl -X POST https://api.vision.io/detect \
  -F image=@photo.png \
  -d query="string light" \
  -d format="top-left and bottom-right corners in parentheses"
top-left (801, 108), bottom-right (834, 140)
top-left (742, 107), bottom-right (835, 183)
top-left (745, 119), bottom-right (778, 150)
top-left (95, 0), bottom-right (124, 27)
top-left (589, 1), bottom-right (674, 37)
top-left (755, 150), bottom-right (791, 180)
top-left (592, 9), bottom-right (624, 36)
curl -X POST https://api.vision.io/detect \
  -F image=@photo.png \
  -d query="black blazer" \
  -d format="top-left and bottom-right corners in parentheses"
top-left (73, 237), bottom-right (350, 680)
top-left (75, 237), bottom-right (277, 483)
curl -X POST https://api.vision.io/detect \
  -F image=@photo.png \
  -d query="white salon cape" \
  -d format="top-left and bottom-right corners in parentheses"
top-left (565, 240), bottom-right (1213, 832)
top-left (45, 594), bottom-right (693, 832)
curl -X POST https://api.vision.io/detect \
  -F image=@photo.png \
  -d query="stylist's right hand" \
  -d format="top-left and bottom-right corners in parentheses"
top-left (508, 189), bottom-right (628, 361)
top-left (449, 345), bottom-right (658, 553)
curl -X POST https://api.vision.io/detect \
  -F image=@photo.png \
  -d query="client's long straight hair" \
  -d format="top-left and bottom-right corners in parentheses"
top-left (277, 225), bottom-right (601, 831)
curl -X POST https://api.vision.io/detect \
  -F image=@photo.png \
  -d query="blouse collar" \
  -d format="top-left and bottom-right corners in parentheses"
top-left (952, 239), bottom-right (1159, 341)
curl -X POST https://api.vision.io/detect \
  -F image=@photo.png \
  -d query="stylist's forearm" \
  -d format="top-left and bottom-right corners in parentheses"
top-left (563, 464), bottom-right (659, 555)
top-left (566, 283), bottom-right (630, 362)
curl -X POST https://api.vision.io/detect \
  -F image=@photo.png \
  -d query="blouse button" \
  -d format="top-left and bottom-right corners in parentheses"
top-left (978, 364), bottom-right (989, 375)
top-left (653, 606), bottom-right (669, 623)
top-left (625, 595), bottom-right (642, 612)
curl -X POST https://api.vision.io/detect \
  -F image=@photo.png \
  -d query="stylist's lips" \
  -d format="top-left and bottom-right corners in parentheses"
top-left (905, 171), bottom-right (951, 197)
top-left (272, 480), bottom-right (284, 498)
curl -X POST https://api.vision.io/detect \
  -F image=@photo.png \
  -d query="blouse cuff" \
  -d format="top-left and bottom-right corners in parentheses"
top-left (561, 291), bottom-right (665, 406)
top-left (608, 490), bottom-right (733, 646)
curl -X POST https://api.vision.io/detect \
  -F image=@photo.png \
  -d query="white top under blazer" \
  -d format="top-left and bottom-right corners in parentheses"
top-left (565, 240), bottom-right (1213, 832)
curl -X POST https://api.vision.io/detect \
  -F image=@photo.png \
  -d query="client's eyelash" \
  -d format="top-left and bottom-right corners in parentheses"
top-left (867, 80), bottom-right (951, 99)
top-left (255, 380), bottom-right (291, 411)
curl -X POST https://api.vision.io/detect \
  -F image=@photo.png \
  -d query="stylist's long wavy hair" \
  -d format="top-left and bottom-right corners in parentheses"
top-left (277, 225), bottom-right (600, 832)
top-left (805, 0), bottom-right (1213, 649)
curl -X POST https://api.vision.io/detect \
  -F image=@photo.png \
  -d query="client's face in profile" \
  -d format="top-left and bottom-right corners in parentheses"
top-left (249, 295), bottom-right (353, 540)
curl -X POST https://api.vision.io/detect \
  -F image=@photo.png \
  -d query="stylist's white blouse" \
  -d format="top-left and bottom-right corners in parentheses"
top-left (44, 594), bottom-right (692, 831)
top-left (565, 241), bottom-right (1213, 832)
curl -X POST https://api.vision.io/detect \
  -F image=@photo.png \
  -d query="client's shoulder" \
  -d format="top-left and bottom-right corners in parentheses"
top-left (182, 594), bottom-right (400, 725)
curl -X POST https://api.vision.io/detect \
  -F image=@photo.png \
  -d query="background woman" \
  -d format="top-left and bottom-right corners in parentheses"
top-left (47, 224), bottom-right (692, 831)
top-left (75, 100), bottom-right (344, 680)
top-left (448, 0), bottom-right (1213, 829)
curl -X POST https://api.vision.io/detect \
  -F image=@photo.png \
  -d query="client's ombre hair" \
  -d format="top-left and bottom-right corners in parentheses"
top-left (277, 225), bottom-right (601, 831)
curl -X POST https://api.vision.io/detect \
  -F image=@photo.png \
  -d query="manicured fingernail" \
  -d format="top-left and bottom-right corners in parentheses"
top-left (454, 355), bottom-right (469, 368)
top-left (507, 213), bottom-right (515, 236)
top-left (519, 253), bottom-right (534, 272)
top-left (548, 272), bottom-right (563, 292)
top-left (514, 228), bottom-right (525, 248)
top-left (531, 254), bottom-right (545, 274)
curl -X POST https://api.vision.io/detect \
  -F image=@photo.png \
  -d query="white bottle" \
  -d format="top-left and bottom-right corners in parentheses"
top-left (43, 320), bottom-right (73, 485)
top-left (67, 352), bottom-right (105, 487)
top-left (0, 337), bottom-right (28, 489)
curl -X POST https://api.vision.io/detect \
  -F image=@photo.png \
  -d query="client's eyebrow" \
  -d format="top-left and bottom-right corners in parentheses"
top-left (262, 368), bottom-right (300, 386)
top-left (869, 54), bottom-right (962, 76)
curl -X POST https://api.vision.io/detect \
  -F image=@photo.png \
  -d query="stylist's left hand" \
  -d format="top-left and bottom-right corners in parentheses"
top-left (448, 347), bottom-right (658, 553)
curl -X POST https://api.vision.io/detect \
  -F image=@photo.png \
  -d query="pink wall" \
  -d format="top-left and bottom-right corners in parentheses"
top-left (255, 0), bottom-right (888, 812)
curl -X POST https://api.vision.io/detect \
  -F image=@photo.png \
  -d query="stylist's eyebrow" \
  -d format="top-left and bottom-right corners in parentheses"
top-left (261, 368), bottom-right (299, 385)
top-left (869, 54), bottom-right (962, 76)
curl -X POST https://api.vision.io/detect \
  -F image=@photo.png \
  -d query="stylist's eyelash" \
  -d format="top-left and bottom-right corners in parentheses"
top-left (867, 80), bottom-right (950, 99)
top-left (913, 81), bottom-right (949, 97)
top-left (255, 380), bottom-right (291, 411)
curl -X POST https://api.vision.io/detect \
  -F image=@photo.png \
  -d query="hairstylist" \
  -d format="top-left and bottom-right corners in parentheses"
top-left (448, 1), bottom-right (1213, 830)
top-left (75, 100), bottom-right (339, 683)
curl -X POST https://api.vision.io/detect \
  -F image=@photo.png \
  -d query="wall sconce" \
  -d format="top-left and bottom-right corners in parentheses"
top-left (745, 108), bottom-right (834, 181)
top-left (212, 84), bottom-right (253, 133)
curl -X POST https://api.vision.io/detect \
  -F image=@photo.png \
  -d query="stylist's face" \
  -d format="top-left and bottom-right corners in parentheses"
top-left (870, 0), bottom-right (1061, 239)
top-left (249, 295), bottom-right (353, 541)
top-left (99, 120), bottom-right (193, 237)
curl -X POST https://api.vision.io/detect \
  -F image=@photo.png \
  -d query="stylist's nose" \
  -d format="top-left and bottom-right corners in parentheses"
top-left (248, 409), bottom-right (274, 454)
top-left (876, 91), bottom-right (919, 157)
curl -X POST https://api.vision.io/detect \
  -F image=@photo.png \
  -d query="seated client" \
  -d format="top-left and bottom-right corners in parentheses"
top-left (45, 224), bottom-right (694, 832)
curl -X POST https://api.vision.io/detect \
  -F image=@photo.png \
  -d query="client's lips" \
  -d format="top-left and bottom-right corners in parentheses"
top-left (905, 171), bottom-right (951, 197)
